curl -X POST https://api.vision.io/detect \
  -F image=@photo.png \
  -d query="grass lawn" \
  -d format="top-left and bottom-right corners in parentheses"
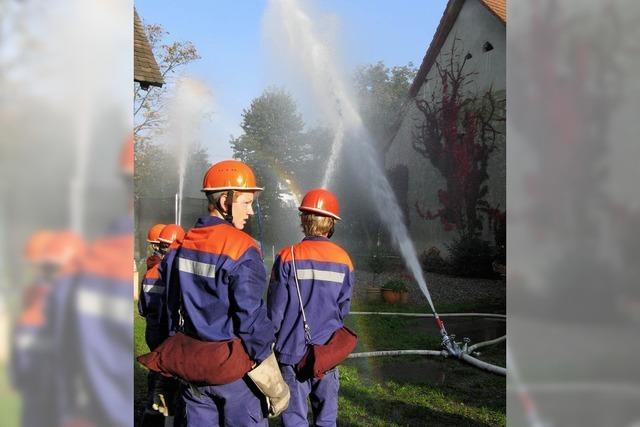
top-left (134, 302), bottom-right (505, 426)
top-left (337, 344), bottom-right (505, 426)
top-left (134, 306), bottom-right (151, 424)
top-left (351, 299), bottom-right (506, 315)
top-left (0, 363), bottom-right (21, 427)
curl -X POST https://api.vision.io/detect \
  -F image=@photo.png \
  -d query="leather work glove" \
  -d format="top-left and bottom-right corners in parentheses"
top-left (247, 352), bottom-right (290, 417)
top-left (151, 376), bottom-right (170, 416)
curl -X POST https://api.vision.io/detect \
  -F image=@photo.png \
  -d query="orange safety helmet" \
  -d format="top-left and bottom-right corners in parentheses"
top-left (42, 231), bottom-right (85, 266)
top-left (201, 160), bottom-right (263, 192)
top-left (24, 230), bottom-right (55, 263)
top-left (158, 224), bottom-right (185, 245)
top-left (298, 188), bottom-right (342, 221)
top-left (120, 133), bottom-right (134, 176)
top-left (147, 223), bottom-right (166, 244)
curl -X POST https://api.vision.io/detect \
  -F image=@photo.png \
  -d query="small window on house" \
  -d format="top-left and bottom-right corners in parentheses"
top-left (483, 41), bottom-right (494, 52)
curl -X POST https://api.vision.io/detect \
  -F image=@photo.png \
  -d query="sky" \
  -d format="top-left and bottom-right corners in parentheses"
top-left (135, 0), bottom-right (448, 161)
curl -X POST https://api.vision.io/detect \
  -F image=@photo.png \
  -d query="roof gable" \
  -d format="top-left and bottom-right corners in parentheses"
top-left (408, 0), bottom-right (505, 98)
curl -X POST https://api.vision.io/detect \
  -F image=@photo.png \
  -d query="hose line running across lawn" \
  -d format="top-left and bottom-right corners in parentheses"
top-left (351, 312), bottom-right (506, 320)
top-left (347, 311), bottom-right (506, 376)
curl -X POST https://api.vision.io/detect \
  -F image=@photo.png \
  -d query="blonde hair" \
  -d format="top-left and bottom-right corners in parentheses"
top-left (300, 213), bottom-right (334, 237)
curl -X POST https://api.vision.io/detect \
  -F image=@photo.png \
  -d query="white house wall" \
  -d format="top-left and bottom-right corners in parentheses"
top-left (385, 0), bottom-right (506, 254)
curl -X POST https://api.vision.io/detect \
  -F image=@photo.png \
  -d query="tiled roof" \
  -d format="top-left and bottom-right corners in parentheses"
top-left (134, 8), bottom-right (163, 88)
top-left (408, 0), bottom-right (505, 98)
top-left (482, 0), bottom-right (506, 24)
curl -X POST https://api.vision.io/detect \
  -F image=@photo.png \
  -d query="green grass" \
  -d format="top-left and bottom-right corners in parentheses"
top-left (134, 305), bottom-right (505, 426)
top-left (0, 364), bottom-right (21, 427)
top-left (351, 298), bottom-right (505, 315)
top-left (337, 360), bottom-right (505, 426)
top-left (134, 306), bottom-right (150, 424)
top-left (345, 314), bottom-right (442, 351)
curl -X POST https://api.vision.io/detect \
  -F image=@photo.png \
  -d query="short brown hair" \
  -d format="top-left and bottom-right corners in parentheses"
top-left (206, 190), bottom-right (246, 213)
top-left (300, 213), bottom-right (334, 237)
top-left (206, 191), bottom-right (224, 213)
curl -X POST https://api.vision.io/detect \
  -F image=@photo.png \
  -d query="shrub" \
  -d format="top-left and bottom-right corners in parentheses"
top-left (382, 280), bottom-right (408, 292)
top-left (367, 247), bottom-right (389, 274)
top-left (446, 235), bottom-right (497, 278)
top-left (420, 246), bottom-right (451, 274)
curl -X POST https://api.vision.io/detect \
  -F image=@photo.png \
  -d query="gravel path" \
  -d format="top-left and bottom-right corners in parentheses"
top-left (353, 269), bottom-right (506, 309)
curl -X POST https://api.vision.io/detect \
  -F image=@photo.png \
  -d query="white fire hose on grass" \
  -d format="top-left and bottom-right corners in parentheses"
top-left (347, 312), bottom-right (507, 376)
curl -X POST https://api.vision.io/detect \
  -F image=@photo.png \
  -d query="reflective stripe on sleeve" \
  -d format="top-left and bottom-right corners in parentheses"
top-left (178, 257), bottom-right (216, 278)
top-left (296, 268), bottom-right (345, 284)
top-left (76, 288), bottom-right (131, 324)
top-left (143, 284), bottom-right (164, 294)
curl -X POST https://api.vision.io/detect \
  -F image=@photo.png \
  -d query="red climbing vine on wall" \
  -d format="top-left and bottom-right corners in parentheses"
top-left (413, 40), bottom-right (506, 238)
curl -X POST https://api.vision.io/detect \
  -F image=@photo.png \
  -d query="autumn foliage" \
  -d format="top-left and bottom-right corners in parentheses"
top-left (413, 42), bottom-right (505, 238)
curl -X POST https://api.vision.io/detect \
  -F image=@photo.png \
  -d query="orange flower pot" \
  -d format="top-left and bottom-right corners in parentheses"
top-left (381, 288), bottom-right (401, 304)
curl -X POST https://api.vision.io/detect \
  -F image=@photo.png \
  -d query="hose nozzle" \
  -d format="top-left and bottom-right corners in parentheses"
top-left (436, 316), bottom-right (462, 358)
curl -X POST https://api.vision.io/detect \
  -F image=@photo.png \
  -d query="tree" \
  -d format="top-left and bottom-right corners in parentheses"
top-left (134, 23), bottom-right (200, 140)
top-left (354, 61), bottom-right (417, 151)
top-left (134, 23), bottom-right (201, 203)
top-left (133, 23), bottom-right (205, 255)
top-left (412, 40), bottom-right (506, 238)
top-left (230, 89), bottom-right (334, 246)
top-left (135, 139), bottom-right (209, 200)
top-left (230, 89), bottom-right (308, 243)
top-left (329, 62), bottom-right (416, 251)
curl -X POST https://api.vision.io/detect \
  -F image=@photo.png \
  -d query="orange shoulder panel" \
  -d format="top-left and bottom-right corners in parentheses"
top-left (180, 224), bottom-right (258, 261)
top-left (19, 303), bottom-right (45, 327)
top-left (81, 235), bottom-right (134, 282)
top-left (144, 263), bottom-right (161, 279)
top-left (277, 246), bottom-right (291, 261)
top-left (18, 287), bottom-right (49, 327)
top-left (278, 240), bottom-right (353, 271)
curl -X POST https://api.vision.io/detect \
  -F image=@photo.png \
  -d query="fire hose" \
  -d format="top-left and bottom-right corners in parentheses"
top-left (348, 312), bottom-right (506, 376)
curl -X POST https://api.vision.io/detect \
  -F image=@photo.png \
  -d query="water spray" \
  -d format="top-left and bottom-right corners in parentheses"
top-left (265, 0), bottom-right (501, 373)
top-left (174, 193), bottom-right (179, 226)
top-left (266, 0), bottom-right (456, 346)
top-left (166, 77), bottom-right (212, 227)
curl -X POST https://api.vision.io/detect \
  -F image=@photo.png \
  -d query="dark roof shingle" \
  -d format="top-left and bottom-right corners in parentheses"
top-left (134, 8), bottom-right (163, 88)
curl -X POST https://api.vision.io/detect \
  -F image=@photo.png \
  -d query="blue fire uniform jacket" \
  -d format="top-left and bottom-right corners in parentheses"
top-left (161, 216), bottom-right (274, 363)
top-left (50, 217), bottom-right (133, 427)
top-left (10, 280), bottom-right (52, 392)
top-left (267, 236), bottom-right (355, 365)
top-left (137, 259), bottom-right (165, 350)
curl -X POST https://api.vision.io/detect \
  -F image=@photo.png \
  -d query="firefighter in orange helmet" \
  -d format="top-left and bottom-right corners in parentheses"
top-left (139, 224), bottom-right (184, 425)
top-left (159, 160), bottom-right (289, 425)
top-left (49, 132), bottom-right (134, 427)
top-left (11, 230), bottom-right (85, 427)
top-left (157, 223), bottom-right (185, 254)
top-left (268, 188), bottom-right (355, 427)
top-left (139, 223), bottom-right (184, 348)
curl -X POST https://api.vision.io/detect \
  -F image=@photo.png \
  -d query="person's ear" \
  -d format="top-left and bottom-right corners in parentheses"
top-left (218, 193), bottom-right (229, 213)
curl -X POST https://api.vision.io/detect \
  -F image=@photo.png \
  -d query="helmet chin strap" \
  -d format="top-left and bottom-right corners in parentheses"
top-left (222, 190), bottom-right (234, 223)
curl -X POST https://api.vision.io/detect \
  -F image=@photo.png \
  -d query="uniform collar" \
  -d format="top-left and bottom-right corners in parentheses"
top-left (194, 215), bottom-right (228, 228)
top-left (302, 236), bottom-right (330, 242)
